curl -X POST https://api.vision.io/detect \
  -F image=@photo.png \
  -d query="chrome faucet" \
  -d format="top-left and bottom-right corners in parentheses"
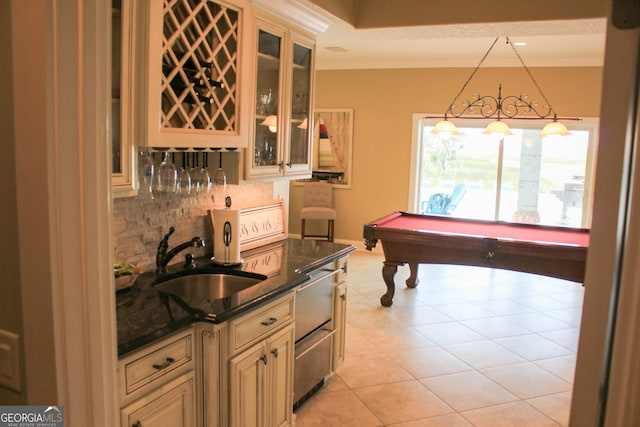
top-left (156, 226), bottom-right (206, 274)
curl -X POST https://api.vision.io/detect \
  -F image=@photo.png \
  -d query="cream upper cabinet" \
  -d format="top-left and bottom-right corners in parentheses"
top-left (112, 0), bottom-right (137, 197)
top-left (136, 0), bottom-right (254, 149)
top-left (245, 19), bottom-right (315, 180)
top-left (244, 0), bottom-right (330, 181)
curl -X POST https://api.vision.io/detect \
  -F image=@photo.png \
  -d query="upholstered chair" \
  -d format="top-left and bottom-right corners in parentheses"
top-left (300, 181), bottom-right (336, 242)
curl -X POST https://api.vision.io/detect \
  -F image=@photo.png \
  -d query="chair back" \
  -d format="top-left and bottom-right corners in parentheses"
top-left (303, 182), bottom-right (333, 208)
top-left (444, 183), bottom-right (467, 214)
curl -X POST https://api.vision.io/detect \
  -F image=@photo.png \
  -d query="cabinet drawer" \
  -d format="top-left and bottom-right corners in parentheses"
top-left (120, 371), bottom-right (196, 427)
top-left (228, 292), bottom-right (294, 353)
top-left (120, 328), bottom-right (194, 398)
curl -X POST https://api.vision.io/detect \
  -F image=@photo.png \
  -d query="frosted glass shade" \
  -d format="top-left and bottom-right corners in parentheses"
top-left (431, 120), bottom-right (460, 136)
top-left (539, 120), bottom-right (571, 137)
top-left (483, 120), bottom-right (513, 136)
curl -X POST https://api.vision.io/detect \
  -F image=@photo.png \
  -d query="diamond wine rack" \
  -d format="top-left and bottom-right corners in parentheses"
top-left (161, 0), bottom-right (239, 131)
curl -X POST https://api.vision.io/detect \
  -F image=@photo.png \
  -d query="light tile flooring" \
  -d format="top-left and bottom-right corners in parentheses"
top-left (294, 250), bottom-right (584, 426)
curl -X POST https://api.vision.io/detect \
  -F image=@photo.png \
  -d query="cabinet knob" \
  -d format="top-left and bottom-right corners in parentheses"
top-left (260, 354), bottom-right (268, 365)
top-left (132, 422), bottom-right (142, 427)
top-left (271, 348), bottom-right (279, 358)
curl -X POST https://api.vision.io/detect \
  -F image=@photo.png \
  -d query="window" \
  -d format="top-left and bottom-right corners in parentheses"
top-left (409, 115), bottom-right (598, 228)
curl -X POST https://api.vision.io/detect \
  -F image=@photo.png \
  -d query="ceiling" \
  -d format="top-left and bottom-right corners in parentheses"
top-left (302, 2), bottom-right (607, 70)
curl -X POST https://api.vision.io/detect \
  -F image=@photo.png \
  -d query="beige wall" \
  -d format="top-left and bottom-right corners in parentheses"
top-left (289, 66), bottom-right (603, 242)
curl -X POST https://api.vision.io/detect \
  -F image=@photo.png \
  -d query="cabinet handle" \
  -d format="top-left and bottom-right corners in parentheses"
top-left (132, 422), bottom-right (141, 427)
top-left (152, 357), bottom-right (175, 370)
top-left (340, 294), bottom-right (347, 300)
top-left (260, 354), bottom-right (268, 365)
top-left (261, 317), bottom-right (277, 326)
top-left (271, 348), bottom-right (279, 358)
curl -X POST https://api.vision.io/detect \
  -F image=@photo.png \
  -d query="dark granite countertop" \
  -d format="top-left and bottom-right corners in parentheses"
top-left (116, 238), bottom-right (356, 357)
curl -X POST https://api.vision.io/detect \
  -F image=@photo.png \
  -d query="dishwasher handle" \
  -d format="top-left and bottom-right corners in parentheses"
top-left (296, 268), bottom-right (341, 293)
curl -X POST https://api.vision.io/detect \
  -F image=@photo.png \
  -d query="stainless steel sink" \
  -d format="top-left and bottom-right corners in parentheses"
top-left (154, 272), bottom-right (266, 300)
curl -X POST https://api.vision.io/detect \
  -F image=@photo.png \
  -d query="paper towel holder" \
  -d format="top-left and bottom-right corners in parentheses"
top-left (211, 200), bottom-right (244, 267)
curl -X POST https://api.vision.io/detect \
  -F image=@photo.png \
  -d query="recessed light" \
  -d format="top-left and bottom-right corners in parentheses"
top-left (513, 41), bottom-right (527, 46)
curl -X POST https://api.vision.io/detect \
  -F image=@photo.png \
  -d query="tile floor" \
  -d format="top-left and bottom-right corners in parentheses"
top-left (294, 249), bottom-right (583, 426)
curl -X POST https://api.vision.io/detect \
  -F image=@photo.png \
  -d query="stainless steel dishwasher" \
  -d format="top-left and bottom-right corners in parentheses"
top-left (293, 266), bottom-right (342, 410)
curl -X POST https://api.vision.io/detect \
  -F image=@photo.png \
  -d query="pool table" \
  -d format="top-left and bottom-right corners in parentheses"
top-left (363, 211), bottom-right (589, 307)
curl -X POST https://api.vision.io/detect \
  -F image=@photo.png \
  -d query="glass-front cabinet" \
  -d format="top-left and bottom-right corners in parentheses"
top-left (288, 36), bottom-right (313, 171)
top-left (246, 19), bottom-right (315, 180)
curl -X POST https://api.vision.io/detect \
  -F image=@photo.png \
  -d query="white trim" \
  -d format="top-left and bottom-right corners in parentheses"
top-left (570, 20), bottom-right (640, 426)
top-left (601, 26), bottom-right (640, 426)
top-left (46, 0), bottom-right (118, 423)
top-left (408, 113), bottom-right (425, 212)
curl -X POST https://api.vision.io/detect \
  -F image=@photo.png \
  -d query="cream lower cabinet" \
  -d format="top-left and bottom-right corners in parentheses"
top-left (119, 327), bottom-right (196, 427)
top-left (229, 324), bottom-right (294, 427)
top-left (120, 372), bottom-right (196, 427)
top-left (226, 291), bottom-right (295, 427)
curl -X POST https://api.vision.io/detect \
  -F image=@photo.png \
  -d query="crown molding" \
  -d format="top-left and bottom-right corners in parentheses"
top-left (250, 0), bottom-right (332, 35)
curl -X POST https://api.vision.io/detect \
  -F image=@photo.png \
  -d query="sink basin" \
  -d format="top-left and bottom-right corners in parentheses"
top-left (154, 271), bottom-right (266, 300)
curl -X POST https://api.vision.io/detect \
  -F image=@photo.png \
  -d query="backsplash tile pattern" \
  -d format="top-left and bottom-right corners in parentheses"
top-left (113, 182), bottom-right (275, 272)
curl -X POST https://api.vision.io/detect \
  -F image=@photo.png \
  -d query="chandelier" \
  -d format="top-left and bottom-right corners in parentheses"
top-left (428, 37), bottom-right (581, 138)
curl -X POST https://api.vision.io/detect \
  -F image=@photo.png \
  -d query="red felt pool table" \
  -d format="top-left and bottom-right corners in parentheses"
top-left (363, 211), bottom-right (590, 307)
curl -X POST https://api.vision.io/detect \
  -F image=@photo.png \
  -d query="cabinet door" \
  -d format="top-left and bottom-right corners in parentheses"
top-left (140, 0), bottom-right (253, 149)
top-left (267, 325), bottom-right (294, 427)
top-left (112, 0), bottom-right (136, 197)
top-left (229, 343), bottom-right (268, 427)
top-left (246, 20), bottom-right (316, 181)
top-left (283, 34), bottom-right (314, 177)
top-left (249, 23), bottom-right (286, 178)
top-left (121, 372), bottom-right (195, 427)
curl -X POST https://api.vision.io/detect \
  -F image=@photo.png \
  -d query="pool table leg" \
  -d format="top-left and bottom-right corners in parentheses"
top-left (406, 263), bottom-right (419, 288)
top-left (380, 261), bottom-right (398, 307)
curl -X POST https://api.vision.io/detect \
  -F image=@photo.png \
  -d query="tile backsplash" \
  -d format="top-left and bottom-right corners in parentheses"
top-left (112, 182), bottom-right (276, 272)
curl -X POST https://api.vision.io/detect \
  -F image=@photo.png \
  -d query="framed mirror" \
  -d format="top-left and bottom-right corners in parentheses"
top-left (308, 108), bottom-right (353, 188)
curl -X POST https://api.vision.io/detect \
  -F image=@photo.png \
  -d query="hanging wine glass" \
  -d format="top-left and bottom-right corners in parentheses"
top-left (176, 152), bottom-right (191, 194)
top-left (191, 152), bottom-right (204, 193)
top-left (137, 152), bottom-right (154, 198)
top-left (214, 151), bottom-right (227, 192)
top-left (152, 151), bottom-right (177, 193)
top-left (201, 152), bottom-right (212, 193)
